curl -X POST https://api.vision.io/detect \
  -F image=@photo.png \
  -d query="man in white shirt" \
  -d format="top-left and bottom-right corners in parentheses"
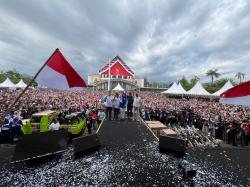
top-left (49, 119), bottom-right (60, 131)
top-left (105, 91), bottom-right (114, 120)
top-left (133, 93), bottom-right (141, 121)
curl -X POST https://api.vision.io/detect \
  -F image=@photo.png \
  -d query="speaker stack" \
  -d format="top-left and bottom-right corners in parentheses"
top-left (159, 135), bottom-right (186, 156)
top-left (73, 133), bottom-right (101, 156)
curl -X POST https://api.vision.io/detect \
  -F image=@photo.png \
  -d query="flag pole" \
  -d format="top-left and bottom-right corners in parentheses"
top-left (0, 48), bottom-right (59, 126)
top-left (108, 57), bottom-right (111, 91)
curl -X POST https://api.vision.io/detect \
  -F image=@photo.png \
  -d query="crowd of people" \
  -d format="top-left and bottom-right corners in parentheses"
top-left (138, 92), bottom-right (250, 146)
top-left (0, 88), bottom-right (250, 146)
top-left (0, 89), bottom-right (104, 142)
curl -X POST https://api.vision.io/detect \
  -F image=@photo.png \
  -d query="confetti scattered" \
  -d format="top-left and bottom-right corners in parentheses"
top-left (0, 120), bottom-right (249, 186)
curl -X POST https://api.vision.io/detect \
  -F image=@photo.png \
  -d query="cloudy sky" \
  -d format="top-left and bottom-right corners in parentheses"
top-left (0, 0), bottom-right (250, 83)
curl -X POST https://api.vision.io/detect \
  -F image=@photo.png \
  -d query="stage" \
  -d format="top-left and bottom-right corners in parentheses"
top-left (0, 120), bottom-right (249, 186)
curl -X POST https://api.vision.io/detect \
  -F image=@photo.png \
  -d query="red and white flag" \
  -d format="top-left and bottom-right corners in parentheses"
top-left (36, 49), bottom-right (87, 90)
top-left (220, 81), bottom-right (250, 106)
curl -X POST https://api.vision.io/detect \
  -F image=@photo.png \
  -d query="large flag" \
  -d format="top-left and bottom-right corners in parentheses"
top-left (220, 81), bottom-right (250, 106)
top-left (36, 49), bottom-right (87, 89)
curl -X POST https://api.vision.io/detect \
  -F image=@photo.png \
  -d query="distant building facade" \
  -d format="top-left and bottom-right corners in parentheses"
top-left (88, 56), bottom-right (144, 90)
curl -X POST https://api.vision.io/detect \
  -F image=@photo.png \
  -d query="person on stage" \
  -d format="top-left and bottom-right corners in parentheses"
top-left (113, 93), bottom-right (120, 120)
top-left (119, 92), bottom-right (127, 120)
top-left (105, 91), bottom-right (114, 120)
top-left (126, 92), bottom-right (134, 119)
top-left (133, 93), bottom-right (141, 121)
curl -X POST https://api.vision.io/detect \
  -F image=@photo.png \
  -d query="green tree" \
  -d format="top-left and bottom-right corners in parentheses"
top-left (144, 77), bottom-right (149, 87)
top-left (179, 76), bottom-right (192, 90)
top-left (152, 81), bottom-right (158, 88)
top-left (235, 72), bottom-right (245, 83)
top-left (204, 78), bottom-right (234, 93)
top-left (190, 75), bottom-right (200, 86)
top-left (206, 69), bottom-right (220, 84)
top-left (0, 70), bottom-right (36, 86)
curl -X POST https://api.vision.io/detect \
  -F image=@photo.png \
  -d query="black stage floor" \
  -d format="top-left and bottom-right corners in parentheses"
top-left (0, 120), bottom-right (249, 186)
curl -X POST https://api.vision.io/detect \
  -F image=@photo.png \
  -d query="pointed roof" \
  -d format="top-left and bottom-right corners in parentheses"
top-left (99, 56), bottom-right (134, 75)
top-left (16, 79), bottom-right (27, 88)
top-left (187, 81), bottom-right (211, 96)
top-left (177, 83), bottom-right (187, 94)
top-left (112, 83), bottom-right (124, 91)
top-left (213, 81), bottom-right (233, 96)
top-left (162, 82), bottom-right (185, 94)
top-left (0, 78), bottom-right (16, 88)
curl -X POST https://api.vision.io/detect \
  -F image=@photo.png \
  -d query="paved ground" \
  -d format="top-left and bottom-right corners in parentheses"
top-left (0, 120), bottom-right (249, 186)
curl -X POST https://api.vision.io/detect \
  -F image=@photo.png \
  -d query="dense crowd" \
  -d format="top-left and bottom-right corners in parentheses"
top-left (0, 89), bottom-right (103, 119)
top-left (139, 92), bottom-right (250, 146)
top-left (0, 89), bottom-right (104, 141)
top-left (0, 89), bottom-right (250, 146)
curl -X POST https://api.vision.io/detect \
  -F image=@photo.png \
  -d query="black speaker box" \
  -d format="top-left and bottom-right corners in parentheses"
top-left (183, 169), bottom-right (197, 179)
top-left (11, 129), bottom-right (68, 163)
top-left (73, 134), bottom-right (100, 156)
top-left (159, 135), bottom-right (186, 156)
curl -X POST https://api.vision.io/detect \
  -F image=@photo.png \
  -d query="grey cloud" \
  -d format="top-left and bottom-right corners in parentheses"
top-left (0, 0), bottom-right (250, 82)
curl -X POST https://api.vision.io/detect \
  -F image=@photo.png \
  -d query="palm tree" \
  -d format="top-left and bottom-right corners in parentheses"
top-left (190, 75), bottom-right (200, 85)
top-left (235, 72), bottom-right (245, 83)
top-left (206, 69), bottom-right (220, 84)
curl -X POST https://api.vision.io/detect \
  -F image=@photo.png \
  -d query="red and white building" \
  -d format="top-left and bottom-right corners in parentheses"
top-left (88, 56), bottom-right (144, 90)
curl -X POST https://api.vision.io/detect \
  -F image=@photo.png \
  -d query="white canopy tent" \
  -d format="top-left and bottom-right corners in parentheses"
top-left (177, 83), bottom-right (187, 94)
top-left (0, 78), bottom-right (17, 88)
top-left (212, 81), bottom-right (233, 96)
top-left (162, 82), bottom-right (186, 94)
top-left (162, 82), bottom-right (177, 94)
top-left (112, 83), bottom-right (124, 91)
top-left (186, 81), bottom-right (211, 96)
top-left (15, 79), bottom-right (27, 88)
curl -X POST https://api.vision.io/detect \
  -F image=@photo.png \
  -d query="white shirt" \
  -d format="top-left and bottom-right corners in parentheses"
top-left (113, 97), bottom-right (120, 109)
top-left (98, 111), bottom-right (106, 120)
top-left (49, 122), bottom-right (60, 131)
top-left (133, 97), bottom-right (141, 108)
top-left (106, 95), bottom-right (114, 107)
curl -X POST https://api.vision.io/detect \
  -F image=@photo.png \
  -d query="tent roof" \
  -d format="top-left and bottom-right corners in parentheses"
top-left (162, 82), bottom-right (186, 94)
top-left (15, 79), bottom-right (27, 88)
top-left (0, 78), bottom-right (16, 88)
top-left (177, 83), bottom-right (187, 94)
top-left (213, 81), bottom-right (233, 96)
top-left (187, 81), bottom-right (210, 96)
top-left (112, 83), bottom-right (124, 91)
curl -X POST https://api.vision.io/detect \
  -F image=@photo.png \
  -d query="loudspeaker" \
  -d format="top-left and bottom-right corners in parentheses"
top-left (159, 135), bottom-right (186, 156)
top-left (183, 169), bottom-right (197, 179)
top-left (73, 134), bottom-right (100, 156)
top-left (12, 129), bottom-right (68, 163)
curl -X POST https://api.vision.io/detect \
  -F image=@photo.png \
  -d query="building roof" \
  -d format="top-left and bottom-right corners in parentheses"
top-left (99, 56), bottom-right (134, 76)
